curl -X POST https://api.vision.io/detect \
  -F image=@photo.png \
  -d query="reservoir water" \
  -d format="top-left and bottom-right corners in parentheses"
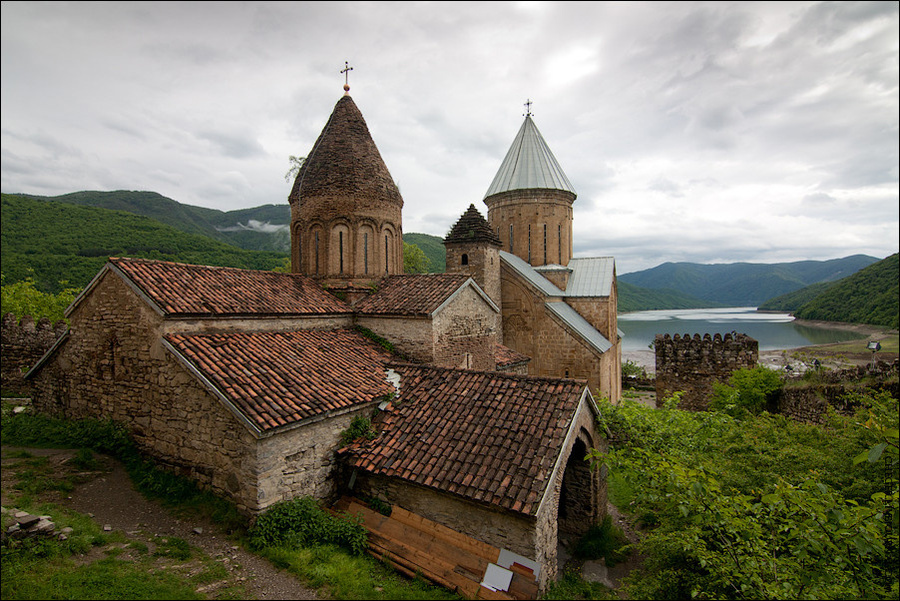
top-left (618, 307), bottom-right (867, 352)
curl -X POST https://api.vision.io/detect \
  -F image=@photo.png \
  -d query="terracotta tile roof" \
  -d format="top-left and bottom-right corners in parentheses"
top-left (354, 274), bottom-right (472, 316)
top-left (164, 329), bottom-right (395, 433)
top-left (494, 343), bottom-right (531, 368)
top-left (341, 365), bottom-right (587, 516)
top-left (109, 257), bottom-right (350, 317)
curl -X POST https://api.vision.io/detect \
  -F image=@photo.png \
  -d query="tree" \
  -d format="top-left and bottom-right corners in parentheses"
top-left (403, 242), bottom-right (430, 274)
top-left (284, 156), bottom-right (306, 182)
top-left (1, 274), bottom-right (80, 323)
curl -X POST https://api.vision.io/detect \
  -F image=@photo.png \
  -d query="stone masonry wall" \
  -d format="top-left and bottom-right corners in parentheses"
top-left (500, 267), bottom-right (621, 401)
top-left (1, 312), bottom-right (67, 394)
top-left (486, 188), bottom-right (575, 268)
top-left (655, 332), bottom-right (758, 411)
top-left (256, 405), bottom-right (376, 511)
top-left (355, 315), bottom-right (433, 363)
top-left (432, 285), bottom-right (501, 371)
top-left (444, 243), bottom-right (501, 308)
top-left (27, 271), bottom-right (264, 512)
top-left (775, 361), bottom-right (899, 423)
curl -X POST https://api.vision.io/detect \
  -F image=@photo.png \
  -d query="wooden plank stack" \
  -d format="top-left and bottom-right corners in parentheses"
top-left (332, 497), bottom-right (539, 599)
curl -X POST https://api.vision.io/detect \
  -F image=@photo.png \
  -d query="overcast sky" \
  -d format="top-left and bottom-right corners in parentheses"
top-left (2, 1), bottom-right (897, 274)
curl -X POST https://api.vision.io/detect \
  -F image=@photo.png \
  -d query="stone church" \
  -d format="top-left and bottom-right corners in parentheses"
top-left (25, 84), bottom-right (619, 589)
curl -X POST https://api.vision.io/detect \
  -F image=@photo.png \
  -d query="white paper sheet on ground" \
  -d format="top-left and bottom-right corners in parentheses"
top-left (481, 563), bottom-right (514, 591)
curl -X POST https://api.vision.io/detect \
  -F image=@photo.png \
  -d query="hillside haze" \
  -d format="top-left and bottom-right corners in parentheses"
top-left (1, 194), bottom-right (288, 293)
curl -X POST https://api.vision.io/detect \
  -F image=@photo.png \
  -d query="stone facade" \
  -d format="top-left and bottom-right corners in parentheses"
top-left (356, 284), bottom-right (501, 371)
top-left (27, 271), bottom-right (262, 512)
top-left (444, 242), bottom-right (501, 307)
top-left (1, 312), bottom-right (67, 395)
top-left (25, 268), bottom-right (380, 514)
top-left (485, 189), bottom-right (575, 268)
top-left (500, 272), bottom-right (621, 401)
top-left (655, 332), bottom-right (759, 411)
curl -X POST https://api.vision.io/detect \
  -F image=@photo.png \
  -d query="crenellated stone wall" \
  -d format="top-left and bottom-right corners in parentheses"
top-left (1, 312), bottom-right (68, 394)
top-left (655, 332), bottom-right (758, 411)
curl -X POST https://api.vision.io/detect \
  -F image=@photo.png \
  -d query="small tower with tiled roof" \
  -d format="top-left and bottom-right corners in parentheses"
top-left (288, 76), bottom-right (404, 291)
top-left (443, 204), bottom-right (502, 306)
top-left (483, 103), bottom-right (576, 268)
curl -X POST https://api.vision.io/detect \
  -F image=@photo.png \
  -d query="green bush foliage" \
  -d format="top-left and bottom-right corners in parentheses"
top-left (248, 497), bottom-right (368, 556)
top-left (594, 390), bottom-right (898, 599)
top-left (573, 515), bottom-right (629, 566)
top-left (1, 276), bottom-right (80, 323)
top-left (708, 366), bottom-right (783, 416)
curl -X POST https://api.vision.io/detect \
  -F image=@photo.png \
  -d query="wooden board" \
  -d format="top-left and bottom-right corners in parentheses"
top-left (332, 496), bottom-right (539, 599)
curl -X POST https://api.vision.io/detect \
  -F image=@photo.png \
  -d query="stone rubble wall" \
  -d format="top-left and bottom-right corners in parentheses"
top-left (776, 360), bottom-right (899, 423)
top-left (1, 312), bottom-right (68, 394)
top-left (655, 332), bottom-right (759, 411)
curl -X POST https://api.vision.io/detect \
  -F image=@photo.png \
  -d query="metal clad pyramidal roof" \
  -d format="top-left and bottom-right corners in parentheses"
top-left (484, 115), bottom-right (576, 198)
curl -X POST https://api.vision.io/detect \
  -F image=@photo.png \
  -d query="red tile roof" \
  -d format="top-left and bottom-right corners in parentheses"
top-left (494, 343), bottom-right (531, 368)
top-left (341, 365), bottom-right (588, 516)
top-left (354, 274), bottom-right (473, 316)
top-left (164, 329), bottom-right (395, 433)
top-left (109, 257), bottom-right (350, 317)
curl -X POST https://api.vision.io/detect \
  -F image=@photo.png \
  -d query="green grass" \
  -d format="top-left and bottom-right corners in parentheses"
top-left (542, 567), bottom-right (618, 600)
top-left (2, 553), bottom-right (206, 600)
top-left (259, 543), bottom-right (462, 600)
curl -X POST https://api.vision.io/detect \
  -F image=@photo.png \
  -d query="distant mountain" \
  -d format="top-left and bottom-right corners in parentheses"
top-left (617, 282), bottom-right (721, 313)
top-left (14, 190), bottom-right (291, 253)
top-left (619, 256), bottom-right (880, 307)
top-left (757, 282), bottom-right (834, 312)
top-left (1, 194), bottom-right (288, 294)
top-left (782, 254), bottom-right (898, 329)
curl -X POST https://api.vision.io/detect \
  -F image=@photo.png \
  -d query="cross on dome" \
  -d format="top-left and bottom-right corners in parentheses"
top-left (341, 61), bottom-right (354, 94)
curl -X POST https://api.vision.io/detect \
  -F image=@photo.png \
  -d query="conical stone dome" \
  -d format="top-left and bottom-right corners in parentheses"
top-left (288, 94), bottom-right (404, 283)
top-left (483, 114), bottom-right (575, 267)
top-left (484, 115), bottom-right (575, 199)
top-left (289, 95), bottom-right (403, 211)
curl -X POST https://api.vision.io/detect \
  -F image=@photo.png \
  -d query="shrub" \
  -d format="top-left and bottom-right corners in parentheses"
top-left (249, 497), bottom-right (368, 556)
top-left (573, 515), bottom-right (630, 566)
top-left (709, 366), bottom-right (783, 416)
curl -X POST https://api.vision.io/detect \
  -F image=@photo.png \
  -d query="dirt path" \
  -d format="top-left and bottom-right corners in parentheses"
top-left (2, 446), bottom-right (320, 600)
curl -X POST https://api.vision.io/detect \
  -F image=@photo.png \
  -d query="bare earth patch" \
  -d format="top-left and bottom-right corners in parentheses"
top-left (1, 446), bottom-right (319, 600)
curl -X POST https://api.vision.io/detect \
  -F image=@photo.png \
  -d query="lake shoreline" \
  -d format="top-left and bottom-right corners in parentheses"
top-left (622, 317), bottom-right (897, 376)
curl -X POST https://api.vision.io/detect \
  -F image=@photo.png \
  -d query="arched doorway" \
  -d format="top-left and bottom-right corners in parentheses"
top-left (558, 433), bottom-right (601, 537)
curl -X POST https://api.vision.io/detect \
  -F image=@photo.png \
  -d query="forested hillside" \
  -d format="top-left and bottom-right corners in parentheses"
top-left (619, 255), bottom-right (879, 306)
top-left (1, 194), bottom-right (288, 294)
top-left (792, 253), bottom-right (899, 329)
top-left (617, 282), bottom-right (719, 313)
top-left (14, 190), bottom-right (291, 252)
top-left (403, 233), bottom-right (445, 273)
